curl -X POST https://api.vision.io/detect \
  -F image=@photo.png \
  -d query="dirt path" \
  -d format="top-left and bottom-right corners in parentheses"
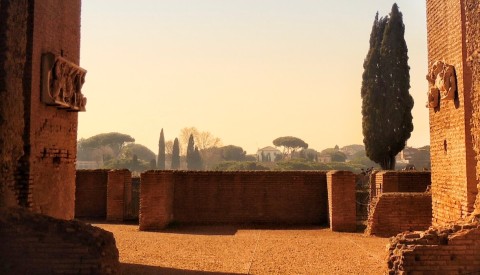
top-left (94, 223), bottom-right (389, 274)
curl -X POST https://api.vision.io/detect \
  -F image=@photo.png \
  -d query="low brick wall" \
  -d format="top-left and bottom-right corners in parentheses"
top-left (106, 170), bottom-right (131, 222)
top-left (366, 193), bottom-right (432, 237)
top-left (140, 171), bottom-right (329, 230)
top-left (387, 221), bottom-right (480, 274)
top-left (375, 171), bottom-right (431, 194)
top-left (75, 170), bottom-right (108, 219)
top-left (0, 207), bottom-right (119, 274)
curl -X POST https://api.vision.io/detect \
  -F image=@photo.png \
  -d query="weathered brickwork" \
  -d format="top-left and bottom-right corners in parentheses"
top-left (75, 170), bottom-right (108, 219)
top-left (427, 0), bottom-right (478, 225)
top-left (375, 171), bottom-right (431, 194)
top-left (0, 0), bottom-right (28, 208)
top-left (139, 171), bottom-right (174, 230)
top-left (139, 171), bottom-right (328, 230)
top-left (0, 1), bottom-right (83, 219)
top-left (366, 193), bottom-right (432, 237)
top-left (387, 1), bottom-right (480, 273)
top-left (327, 171), bottom-right (356, 232)
top-left (465, 0), bottom-right (480, 211)
top-left (106, 169), bottom-right (131, 222)
top-left (387, 221), bottom-right (480, 274)
top-left (0, 207), bottom-right (120, 274)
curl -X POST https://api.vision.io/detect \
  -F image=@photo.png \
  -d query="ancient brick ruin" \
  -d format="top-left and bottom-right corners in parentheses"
top-left (386, 0), bottom-right (480, 273)
top-left (0, 0), bottom-right (83, 220)
top-left (0, 1), bottom-right (119, 273)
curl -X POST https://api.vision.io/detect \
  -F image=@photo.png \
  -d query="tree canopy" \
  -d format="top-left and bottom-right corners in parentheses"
top-left (221, 145), bottom-right (246, 161)
top-left (273, 136), bottom-right (308, 159)
top-left (120, 143), bottom-right (156, 162)
top-left (361, 4), bottom-right (413, 170)
top-left (78, 132), bottom-right (135, 161)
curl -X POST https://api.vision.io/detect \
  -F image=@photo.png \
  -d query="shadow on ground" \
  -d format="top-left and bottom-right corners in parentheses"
top-left (157, 224), bottom-right (329, 236)
top-left (121, 263), bottom-right (246, 275)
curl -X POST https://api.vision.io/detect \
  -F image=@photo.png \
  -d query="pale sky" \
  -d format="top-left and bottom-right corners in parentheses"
top-left (78, 0), bottom-right (429, 155)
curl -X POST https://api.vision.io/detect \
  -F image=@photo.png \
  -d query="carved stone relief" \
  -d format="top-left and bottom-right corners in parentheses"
top-left (426, 61), bottom-right (457, 108)
top-left (41, 53), bottom-right (87, 111)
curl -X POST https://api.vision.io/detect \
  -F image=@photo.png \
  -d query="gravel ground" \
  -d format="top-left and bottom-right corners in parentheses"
top-left (93, 223), bottom-right (389, 275)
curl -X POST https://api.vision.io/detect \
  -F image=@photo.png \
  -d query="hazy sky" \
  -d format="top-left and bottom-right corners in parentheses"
top-left (79, 0), bottom-right (428, 155)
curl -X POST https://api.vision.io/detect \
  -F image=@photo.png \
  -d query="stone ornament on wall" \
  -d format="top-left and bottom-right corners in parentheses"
top-left (41, 53), bottom-right (87, 111)
top-left (426, 61), bottom-right (457, 108)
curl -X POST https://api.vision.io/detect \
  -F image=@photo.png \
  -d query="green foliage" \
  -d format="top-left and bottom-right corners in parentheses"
top-left (275, 159), bottom-right (328, 171)
top-left (299, 149), bottom-right (318, 162)
top-left (361, 4), bottom-right (413, 170)
top-left (103, 154), bottom-right (150, 172)
top-left (275, 159), bottom-right (365, 173)
top-left (319, 148), bottom-right (347, 162)
top-left (186, 135), bottom-right (203, 170)
top-left (121, 143), bottom-right (156, 162)
top-left (81, 132), bottom-right (134, 157)
top-left (171, 138), bottom-right (180, 169)
top-left (221, 145), bottom-right (246, 161)
top-left (157, 129), bottom-right (166, 169)
top-left (214, 161), bottom-right (270, 171)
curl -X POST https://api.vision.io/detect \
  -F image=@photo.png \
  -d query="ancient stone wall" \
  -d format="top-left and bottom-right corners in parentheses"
top-left (0, 207), bottom-right (119, 274)
top-left (139, 171), bottom-right (329, 230)
top-left (366, 193), bottom-right (432, 237)
top-left (375, 171), bottom-right (431, 194)
top-left (427, 0), bottom-right (478, 225)
top-left (75, 170), bottom-right (108, 219)
top-left (0, 0), bottom-right (28, 208)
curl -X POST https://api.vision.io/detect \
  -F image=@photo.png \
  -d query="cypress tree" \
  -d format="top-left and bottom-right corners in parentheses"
top-left (157, 129), bottom-right (165, 169)
top-left (186, 134), bottom-right (195, 170)
top-left (193, 146), bottom-right (203, 170)
top-left (361, 4), bottom-right (413, 170)
top-left (171, 138), bottom-right (180, 170)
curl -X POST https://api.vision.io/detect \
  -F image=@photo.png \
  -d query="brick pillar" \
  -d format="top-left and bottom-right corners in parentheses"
top-left (139, 171), bottom-right (174, 231)
top-left (369, 171), bottom-right (378, 203)
top-left (327, 171), bottom-right (356, 232)
top-left (106, 169), bottom-right (130, 222)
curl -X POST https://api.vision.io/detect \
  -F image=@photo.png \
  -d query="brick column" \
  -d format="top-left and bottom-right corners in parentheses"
top-left (327, 171), bottom-right (356, 232)
top-left (139, 171), bottom-right (174, 231)
top-left (106, 169), bottom-right (131, 222)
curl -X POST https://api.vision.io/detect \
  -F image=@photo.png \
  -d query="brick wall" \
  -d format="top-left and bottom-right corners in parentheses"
top-left (366, 193), bottom-right (432, 237)
top-left (0, 0), bottom-right (83, 219)
top-left (140, 171), bottom-right (328, 230)
top-left (75, 170), bottom-right (108, 219)
top-left (139, 171), bottom-right (174, 230)
top-left (106, 169), bottom-right (131, 222)
top-left (427, 0), bottom-right (478, 225)
top-left (387, 222), bottom-right (480, 273)
top-left (375, 171), bottom-right (431, 194)
top-left (327, 171), bottom-right (356, 232)
top-left (0, 207), bottom-right (119, 274)
top-left (0, 0), bottom-right (28, 208)
top-left (465, 0), bottom-right (480, 212)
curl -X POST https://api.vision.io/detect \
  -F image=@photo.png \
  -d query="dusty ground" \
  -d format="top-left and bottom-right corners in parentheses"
top-left (93, 223), bottom-right (389, 275)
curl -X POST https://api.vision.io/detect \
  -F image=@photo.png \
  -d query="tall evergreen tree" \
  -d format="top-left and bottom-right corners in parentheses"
top-left (192, 146), bottom-right (203, 170)
top-left (157, 129), bottom-right (165, 169)
top-left (171, 138), bottom-right (180, 170)
top-left (186, 134), bottom-right (195, 170)
top-left (361, 4), bottom-right (413, 170)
